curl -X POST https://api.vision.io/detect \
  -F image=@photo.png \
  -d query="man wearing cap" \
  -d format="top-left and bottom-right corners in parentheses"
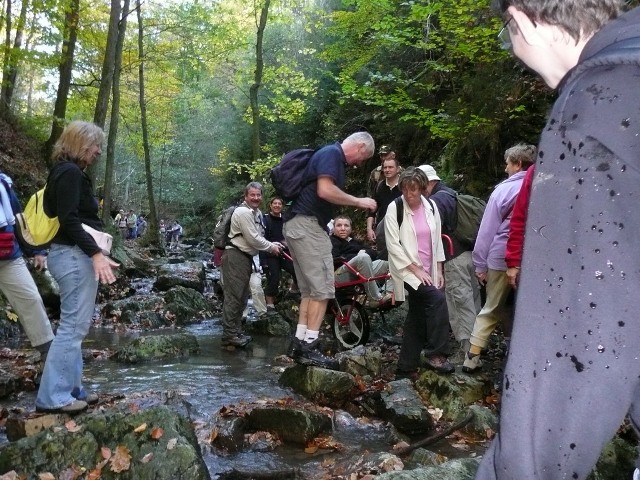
top-left (419, 165), bottom-right (481, 361)
top-left (366, 151), bottom-right (402, 242)
top-left (367, 145), bottom-right (396, 198)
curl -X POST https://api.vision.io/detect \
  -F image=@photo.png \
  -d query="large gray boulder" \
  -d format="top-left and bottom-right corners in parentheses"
top-left (154, 261), bottom-right (205, 292)
top-left (375, 458), bottom-right (481, 479)
top-left (279, 364), bottom-right (356, 407)
top-left (245, 311), bottom-right (291, 336)
top-left (113, 333), bottom-right (200, 364)
top-left (372, 378), bottom-right (434, 435)
top-left (246, 406), bottom-right (332, 445)
top-left (102, 295), bottom-right (167, 328)
top-left (164, 286), bottom-right (212, 324)
top-left (0, 405), bottom-right (210, 479)
top-left (415, 369), bottom-right (486, 420)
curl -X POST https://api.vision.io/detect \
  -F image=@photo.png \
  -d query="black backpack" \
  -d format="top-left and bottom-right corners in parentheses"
top-left (269, 148), bottom-right (316, 202)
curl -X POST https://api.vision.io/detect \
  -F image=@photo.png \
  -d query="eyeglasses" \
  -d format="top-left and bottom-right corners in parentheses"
top-left (498, 17), bottom-right (513, 50)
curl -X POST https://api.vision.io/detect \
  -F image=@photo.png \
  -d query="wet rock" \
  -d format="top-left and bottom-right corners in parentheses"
top-left (0, 350), bottom-right (41, 399)
top-left (121, 246), bottom-right (157, 277)
top-left (154, 261), bottom-right (206, 292)
top-left (102, 294), bottom-right (167, 328)
top-left (114, 333), bottom-right (200, 364)
top-left (168, 255), bottom-right (186, 264)
top-left (246, 406), bottom-right (331, 445)
top-left (279, 365), bottom-right (356, 407)
top-left (245, 311), bottom-right (291, 336)
top-left (375, 457), bottom-right (480, 479)
top-left (337, 345), bottom-right (382, 378)
top-left (0, 405), bottom-right (211, 479)
top-left (415, 370), bottom-right (485, 420)
top-left (5, 412), bottom-right (67, 441)
top-left (331, 451), bottom-right (404, 477)
top-left (29, 267), bottom-right (60, 310)
top-left (455, 405), bottom-right (497, 439)
top-left (404, 448), bottom-right (448, 469)
top-left (164, 286), bottom-right (212, 324)
top-left (213, 415), bottom-right (247, 452)
top-left (372, 378), bottom-right (434, 435)
top-left (370, 302), bottom-right (408, 344)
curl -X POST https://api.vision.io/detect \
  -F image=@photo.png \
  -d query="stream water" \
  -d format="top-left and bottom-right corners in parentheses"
top-left (2, 317), bottom-right (417, 479)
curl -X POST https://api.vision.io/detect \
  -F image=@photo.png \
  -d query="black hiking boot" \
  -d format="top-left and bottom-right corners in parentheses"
top-left (286, 337), bottom-right (302, 359)
top-left (295, 339), bottom-right (339, 370)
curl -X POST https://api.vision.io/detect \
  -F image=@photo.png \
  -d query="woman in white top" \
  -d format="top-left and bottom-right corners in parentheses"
top-left (385, 167), bottom-right (454, 378)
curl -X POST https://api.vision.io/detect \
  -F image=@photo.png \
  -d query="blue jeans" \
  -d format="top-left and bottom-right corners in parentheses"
top-left (36, 244), bottom-right (98, 409)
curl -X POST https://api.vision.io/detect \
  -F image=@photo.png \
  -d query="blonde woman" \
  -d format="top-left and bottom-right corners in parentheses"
top-left (36, 121), bottom-right (118, 413)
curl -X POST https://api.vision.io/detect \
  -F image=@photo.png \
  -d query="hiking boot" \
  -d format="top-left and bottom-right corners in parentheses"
top-left (286, 337), bottom-right (302, 359)
top-left (366, 292), bottom-right (393, 309)
top-left (221, 334), bottom-right (253, 348)
top-left (36, 399), bottom-right (88, 414)
top-left (72, 388), bottom-right (99, 405)
top-left (462, 352), bottom-right (483, 373)
top-left (296, 339), bottom-right (339, 370)
top-left (422, 354), bottom-right (455, 374)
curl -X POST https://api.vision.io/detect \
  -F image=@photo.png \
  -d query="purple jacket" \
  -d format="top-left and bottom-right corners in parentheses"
top-left (472, 170), bottom-right (526, 272)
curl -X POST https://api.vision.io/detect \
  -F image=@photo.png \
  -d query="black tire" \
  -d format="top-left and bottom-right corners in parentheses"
top-left (332, 301), bottom-right (370, 350)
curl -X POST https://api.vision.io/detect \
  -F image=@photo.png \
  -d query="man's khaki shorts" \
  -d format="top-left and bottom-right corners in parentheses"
top-left (284, 214), bottom-right (334, 300)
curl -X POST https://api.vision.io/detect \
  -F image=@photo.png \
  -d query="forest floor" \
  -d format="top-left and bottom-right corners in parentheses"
top-left (0, 118), bottom-right (49, 196)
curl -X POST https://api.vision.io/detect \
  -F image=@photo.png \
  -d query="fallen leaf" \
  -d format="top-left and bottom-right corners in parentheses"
top-left (304, 445), bottom-right (318, 454)
top-left (65, 420), bottom-right (82, 433)
top-left (6, 311), bottom-right (18, 322)
top-left (85, 467), bottom-right (102, 480)
top-left (58, 465), bottom-right (83, 480)
top-left (133, 422), bottom-right (147, 433)
top-left (208, 428), bottom-right (218, 444)
top-left (141, 452), bottom-right (153, 464)
top-left (1, 472), bottom-right (20, 480)
top-left (110, 445), bottom-right (131, 473)
top-left (38, 474), bottom-right (56, 480)
top-left (101, 446), bottom-right (111, 459)
top-left (166, 438), bottom-right (178, 450)
top-left (150, 427), bottom-right (164, 440)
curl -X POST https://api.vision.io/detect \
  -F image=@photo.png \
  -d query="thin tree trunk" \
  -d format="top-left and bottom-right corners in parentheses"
top-left (249, 0), bottom-right (270, 163)
top-left (0, 0), bottom-right (12, 118)
top-left (43, 0), bottom-right (80, 165)
top-left (88, 0), bottom-right (122, 185)
top-left (136, 0), bottom-right (159, 247)
top-left (0, 0), bottom-right (27, 119)
top-left (101, 0), bottom-right (129, 225)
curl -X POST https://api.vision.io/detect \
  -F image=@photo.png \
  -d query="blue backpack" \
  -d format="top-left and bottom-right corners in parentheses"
top-left (269, 148), bottom-right (317, 202)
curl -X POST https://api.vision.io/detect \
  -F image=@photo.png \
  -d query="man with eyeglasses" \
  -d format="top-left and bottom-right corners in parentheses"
top-left (477, 1), bottom-right (640, 479)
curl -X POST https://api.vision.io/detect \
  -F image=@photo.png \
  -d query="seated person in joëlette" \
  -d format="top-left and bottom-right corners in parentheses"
top-left (330, 215), bottom-right (391, 308)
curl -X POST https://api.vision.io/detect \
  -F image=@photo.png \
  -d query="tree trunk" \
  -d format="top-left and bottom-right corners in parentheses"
top-left (88, 0), bottom-right (122, 185)
top-left (136, 0), bottom-right (159, 247)
top-left (249, 0), bottom-right (270, 163)
top-left (101, 0), bottom-right (129, 225)
top-left (43, 0), bottom-right (80, 165)
top-left (0, 0), bottom-right (12, 118)
top-left (0, 0), bottom-right (27, 119)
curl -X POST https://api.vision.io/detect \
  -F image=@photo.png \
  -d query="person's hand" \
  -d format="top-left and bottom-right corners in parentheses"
top-left (358, 197), bottom-right (377, 212)
top-left (506, 267), bottom-right (520, 288)
top-left (270, 242), bottom-right (283, 255)
top-left (92, 252), bottom-right (119, 284)
top-left (475, 271), bottom-right (487, 286)
top-left (33, 254), bottom-right (47, 272)
top-left (409, 263), bottom-right (433, 286)
top-left (367, 227), bottom-right (376, 242)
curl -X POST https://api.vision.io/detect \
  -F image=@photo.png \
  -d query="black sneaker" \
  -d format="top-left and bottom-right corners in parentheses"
top-left (286, 337), bottom-right (302, 359)
top-left (221, 334), bottom-right (253, 348)
top-left (296, 339), bottom-right (339, 370)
